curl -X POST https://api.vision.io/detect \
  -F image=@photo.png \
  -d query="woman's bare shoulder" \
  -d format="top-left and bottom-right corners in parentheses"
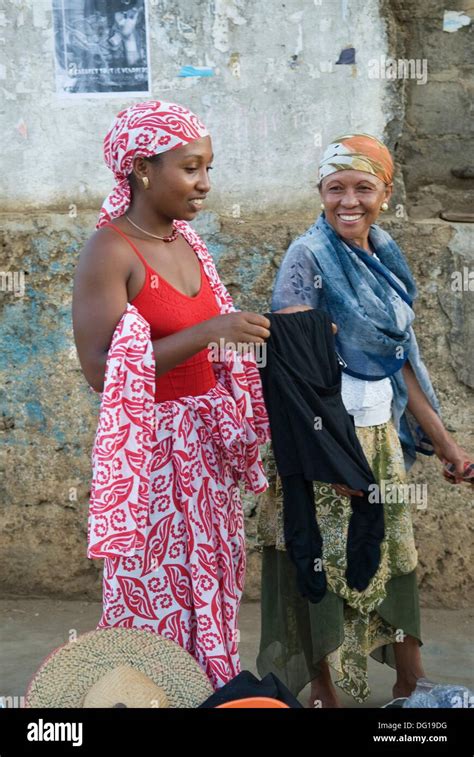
top-left (76, 224), bottom-right (133, 281)
top-left (80, 224), bottom-right (130, 260)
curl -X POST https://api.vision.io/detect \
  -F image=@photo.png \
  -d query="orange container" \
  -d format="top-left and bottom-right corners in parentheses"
top-left (216, 697), bottom-right (290, 708)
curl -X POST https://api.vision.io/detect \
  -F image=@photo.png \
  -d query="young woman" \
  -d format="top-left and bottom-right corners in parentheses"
top-left (72, 100), bottom-right (271, 689)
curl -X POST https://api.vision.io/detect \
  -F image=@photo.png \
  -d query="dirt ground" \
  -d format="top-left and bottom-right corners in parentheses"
top-left (0, 598), bottom-right (472, 708)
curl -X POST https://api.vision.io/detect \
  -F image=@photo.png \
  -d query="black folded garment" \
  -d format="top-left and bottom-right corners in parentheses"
top-left (258, 308), bottom-right (384, 603)
top-left (198, 670), bottom-right (303, 707)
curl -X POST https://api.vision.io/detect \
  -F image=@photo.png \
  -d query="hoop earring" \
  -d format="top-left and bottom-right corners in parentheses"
top-left (381, 201), bottom-right (389, 211)
top-left (142, 176), bottom-right (150, 190)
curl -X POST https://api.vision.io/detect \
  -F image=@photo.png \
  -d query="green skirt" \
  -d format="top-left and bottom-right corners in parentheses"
top-left (255, 419), bottom-right (422, 703)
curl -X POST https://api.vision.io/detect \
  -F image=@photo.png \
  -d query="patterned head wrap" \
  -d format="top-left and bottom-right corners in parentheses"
top-left (97, 100), bottom-right (209, 228)
top-left (318, 133), bottom-right (394, 185)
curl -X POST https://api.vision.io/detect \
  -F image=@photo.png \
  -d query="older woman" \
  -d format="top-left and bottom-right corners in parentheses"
top-left (256, 133), bottom-right (471, 707)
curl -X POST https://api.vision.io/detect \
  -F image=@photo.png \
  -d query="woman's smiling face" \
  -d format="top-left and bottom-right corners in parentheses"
top-left (131, 135), bottom-right (214, 222)
top-left (320, 170), bottom-right (392, 248)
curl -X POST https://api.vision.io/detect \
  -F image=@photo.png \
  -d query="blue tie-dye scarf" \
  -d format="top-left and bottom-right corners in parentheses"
top-left (312, 213), bottom-right (417, 379)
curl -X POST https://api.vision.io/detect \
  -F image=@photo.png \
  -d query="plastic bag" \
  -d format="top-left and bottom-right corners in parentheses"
top-left (402, 678), bottom-right (473, 708)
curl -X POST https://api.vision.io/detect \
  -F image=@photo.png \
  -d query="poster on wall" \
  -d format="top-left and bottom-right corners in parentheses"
top-left (52, 0), bottom-right (151, 96)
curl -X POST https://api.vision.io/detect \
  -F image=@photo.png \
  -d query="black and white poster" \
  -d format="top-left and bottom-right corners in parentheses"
top-left (52, 0), bottom-right (151, 96)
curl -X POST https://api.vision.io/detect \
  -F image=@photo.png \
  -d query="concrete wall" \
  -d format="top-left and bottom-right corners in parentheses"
top-left (1, 0), bottom-right (391, 214)
top-left (1, 0), bottom-right (473, 607)
top-left (386, 0), bottom-right (474, 214)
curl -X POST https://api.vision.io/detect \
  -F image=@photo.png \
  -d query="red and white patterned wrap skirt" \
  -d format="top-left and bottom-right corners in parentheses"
top-left (88, 300), bottom-right (270, 690)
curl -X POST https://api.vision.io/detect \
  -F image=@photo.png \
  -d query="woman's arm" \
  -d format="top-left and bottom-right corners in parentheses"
top-left (402, 361), bottom-right (471, 482)
top-left (72, 230), bottom-right (129, 392)
top-left (272, 242), bottom-right (323, 312)
top-left (272, 243), bottom-right (337, 327)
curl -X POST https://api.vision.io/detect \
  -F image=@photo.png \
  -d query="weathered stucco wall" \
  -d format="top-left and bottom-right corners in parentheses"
top-left (1, 0), bottom-right (391, 215)
top-left (1, 210), bottom-right (473, 607)
top-left (385, 0), bottom-right (474, 214)
top-left (1, 1), bottom-right (473, 607)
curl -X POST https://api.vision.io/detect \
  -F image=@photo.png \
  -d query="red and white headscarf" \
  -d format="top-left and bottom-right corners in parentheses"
top-left (97, 100), bottom-right (209, 229)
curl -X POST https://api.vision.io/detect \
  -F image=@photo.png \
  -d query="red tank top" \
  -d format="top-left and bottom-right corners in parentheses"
top-left (105, 223), bottom-right (220, 402)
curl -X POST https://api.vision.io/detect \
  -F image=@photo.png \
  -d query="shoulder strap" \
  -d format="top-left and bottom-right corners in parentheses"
top-left (104, 223), bottom-right (150, 269)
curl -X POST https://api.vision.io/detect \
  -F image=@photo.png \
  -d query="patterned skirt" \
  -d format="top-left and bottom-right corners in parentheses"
top-left (255, 418), bottom-right (421, 702)
top-left (95, 380), bottom-right (267, 691)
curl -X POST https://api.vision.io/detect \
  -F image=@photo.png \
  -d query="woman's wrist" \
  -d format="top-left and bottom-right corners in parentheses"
top-left (194, 318), bottom-right (215, 350)
top-left (424, 422), bottom-right (462, 462)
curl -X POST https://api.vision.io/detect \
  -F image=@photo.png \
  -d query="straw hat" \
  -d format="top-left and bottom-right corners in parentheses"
top-left (24, 628), bottom-right (214, 708)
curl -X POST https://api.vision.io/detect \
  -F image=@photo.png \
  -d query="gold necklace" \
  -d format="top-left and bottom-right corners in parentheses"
top-left (125, 214), bottom-right (179, 243)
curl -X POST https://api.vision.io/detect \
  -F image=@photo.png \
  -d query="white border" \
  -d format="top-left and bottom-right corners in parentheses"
top-left (53, 0), bottom-right (152, 98)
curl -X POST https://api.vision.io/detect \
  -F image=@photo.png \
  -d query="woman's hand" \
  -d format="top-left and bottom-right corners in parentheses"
top-left (203, 311), bottom-right (271, 346)
top-left (332, 484), bottom-right (364, 498)
top-left (273, 304), bottom-right (338, 333)
top-left (433, 436), bottom-right (473, 485)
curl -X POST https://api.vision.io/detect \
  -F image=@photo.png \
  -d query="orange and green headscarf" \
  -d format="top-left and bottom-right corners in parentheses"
top-left (318, 133), bottom-right (394, 185)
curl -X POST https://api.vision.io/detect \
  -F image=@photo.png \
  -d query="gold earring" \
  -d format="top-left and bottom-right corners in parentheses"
top-left (381, 201), bottom-right (389, 211)
top-left (320, 203), bottom-right (325, 210)
top-left (142, 176), bottom-right (150, 190)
